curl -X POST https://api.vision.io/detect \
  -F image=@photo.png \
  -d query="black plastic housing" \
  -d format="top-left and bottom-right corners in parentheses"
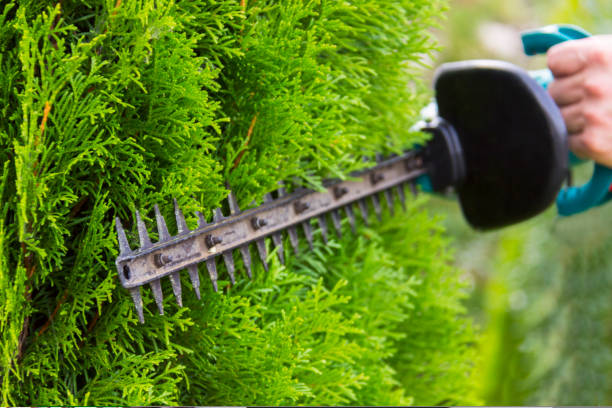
top-left (433, 60), bottom-right (568, 230)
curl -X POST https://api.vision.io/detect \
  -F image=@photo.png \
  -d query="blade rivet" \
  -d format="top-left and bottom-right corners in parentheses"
top-left (333, 186), bottom-right (348, 199)
top-left (251, 217), bottom-right (268, 230)
top-left (294, 201), bottom-right (310, 214)
top-left (154, 253), bottom-right (173, 267)
top-left (370, 173), bottom-right (384, 185)
top-left (205, 234), bottom-right (223, 248)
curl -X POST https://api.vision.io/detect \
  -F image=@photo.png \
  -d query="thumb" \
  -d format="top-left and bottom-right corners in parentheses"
top-left (547, 38), bottom-right (589, 78)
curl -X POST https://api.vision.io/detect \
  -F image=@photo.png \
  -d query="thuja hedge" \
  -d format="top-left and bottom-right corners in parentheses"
top-left (0, 1), bottom-right (479, 405)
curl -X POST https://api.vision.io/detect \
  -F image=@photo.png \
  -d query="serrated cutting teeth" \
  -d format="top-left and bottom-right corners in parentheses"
top-left (188, 264), bottom-right (201, 300)
top-left (345, 205), bottom-right (357, 234)
top-left (196, 210), bottom-right (207, 228)
top-left (155, 204), bottom-right (183, 306)
top-left (168, 272), bottom-right (183, 307)
top-left (264, 193), bottom-right (285, 264)
top-left (396, 183), bottom-right (407, 210)
top-left (384, 189), bottom-right (394, 215)
top-left (149, 279), bottom-right (164, 315)
top-left (223, 251), bottom-right (236, 284)
top-left (174, 198), bottom-right (189, 234)
top-left (135, 210), bottom-right (152, 248)
top-left (371, 194), bottom-right (382, 222)
top-left (129, 287), bottom-right (144, 324)
top-left (287, 226), bottom-right (300, 254)
top-left (154, 204), bottom-right (171, 240)
top-left (228, 192), bottom-right (241, 214)
top-left (358, 199), bottom-right (369, 226)
top-left (410, 181), bottom-right (418, 197)
top-left (239, 246), bottom-right (253, 278)
top-left (278, 184), bottom-right (300, 255)
top-left (206, 258), bottom-right (219, 291)
top-left (318, 215), bottom-right (329, 244)
top-left (115, 217), bottom-right (132, 255)
top-left (302, 220), bottom-right (314, 251)
top-left (115, 149), bottom-right (427, 323)
top-left (228, 192), bottom-right (253, 278)
top-left (213, 207), bottom-right (237, 284)
top-left (331, 209), bottom-right (342, 238)
top-left (255, 239), bottom-right (269, 272)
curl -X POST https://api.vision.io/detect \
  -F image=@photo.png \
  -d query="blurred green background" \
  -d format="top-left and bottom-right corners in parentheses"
top-left (432, 0), bottom-right (612, 405)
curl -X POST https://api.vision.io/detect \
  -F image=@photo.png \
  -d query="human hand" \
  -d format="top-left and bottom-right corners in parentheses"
top-left (547, 35), bottom-right (612, 167)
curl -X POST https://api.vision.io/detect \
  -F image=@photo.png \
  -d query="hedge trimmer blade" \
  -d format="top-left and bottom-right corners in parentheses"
top-left (115, 151), bottom-right (428, 323)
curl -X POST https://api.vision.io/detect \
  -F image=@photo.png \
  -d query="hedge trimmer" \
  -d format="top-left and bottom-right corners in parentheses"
top-left (115, 25), bottom-right (612, 323)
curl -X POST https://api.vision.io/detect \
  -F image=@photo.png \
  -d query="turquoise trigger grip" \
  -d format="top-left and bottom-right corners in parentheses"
top-left (522, 25), bottom-right (590, 56)
top-left (522, 24), bottom-right (612, 216)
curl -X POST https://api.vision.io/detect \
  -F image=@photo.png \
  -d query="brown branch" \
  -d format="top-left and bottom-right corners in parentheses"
top-left (33, 101), bottom-right (51, 177)
top-left (38, 101), bottom-right (51, 144)
top-left (36, 288), bottom-right (69, 337)
top-left (77, 309), bottom-right (100, 349)
top-left (16, 266), bottom-right (34, 361)
top-left (112, 0), bottom-right (122, 16)
top-left (16, 252), bottom-right (35, 361)
top-left (68, 196), bottom-right (89, 219)
top-left (87, 309), bottom-right (100, 332)
top-left (232, 113), bottom-right (258, 171)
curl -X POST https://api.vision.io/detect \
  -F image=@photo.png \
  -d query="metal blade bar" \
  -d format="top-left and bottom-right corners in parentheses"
top-left (115, 152), bottom-right (425, 291)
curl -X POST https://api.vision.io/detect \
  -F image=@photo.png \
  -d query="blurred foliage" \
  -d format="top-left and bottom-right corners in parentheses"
top-left (434, 0), bottom-right (612, 405)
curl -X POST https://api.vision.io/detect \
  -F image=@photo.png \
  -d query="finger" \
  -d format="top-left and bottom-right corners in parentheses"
top-left (547, 39), bottom-right (590, 78)
top-left (548, 73), bottom-right (585, 106)
top-left (559, 103), bottom-right (586, 134)
top-left (568, 126), bottom-right (612, 166)
top-left (568, 133), bottom-right (590, 159)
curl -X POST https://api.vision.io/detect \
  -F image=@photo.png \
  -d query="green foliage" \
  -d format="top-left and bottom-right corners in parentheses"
top-left (0, 0), bottom-right (478, 405)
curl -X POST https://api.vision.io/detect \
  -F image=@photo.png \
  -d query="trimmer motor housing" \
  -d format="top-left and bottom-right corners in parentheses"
top-left (425, 60), bottom-right (568, 229)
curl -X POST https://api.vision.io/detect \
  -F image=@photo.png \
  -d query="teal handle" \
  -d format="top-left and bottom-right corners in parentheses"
top-left (522, 24), bottom-right (591, 56)
top-left (522, 24), bottom-right (612, 216)
top-left (557, 164), bottom-right (612, 216)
